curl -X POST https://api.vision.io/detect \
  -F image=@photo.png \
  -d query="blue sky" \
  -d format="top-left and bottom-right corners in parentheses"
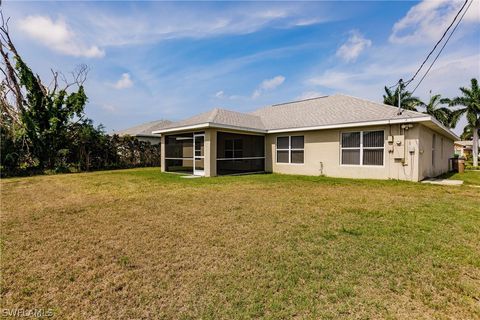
top-left (4, 1), bottom-right (480, 134)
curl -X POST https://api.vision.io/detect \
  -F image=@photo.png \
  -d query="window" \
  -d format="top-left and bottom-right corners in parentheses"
top-left (432, 134), bottom-right (436, 167)
top-left (341, 132), bottom-right (361, 165)
top-left (276, 136), bottom-right (304, 164)
top-left (341, 130), bottom-right (384, 166)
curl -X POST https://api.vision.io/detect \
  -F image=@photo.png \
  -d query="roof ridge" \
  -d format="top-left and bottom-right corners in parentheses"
top-left (208, 108), bottom-right (220, 122)
top-left (212, 107), bottom-right (267, 129)
top-left (333, 93), bottom-right (426, 118)
top-left (271, 95), bottom-right (329, 107)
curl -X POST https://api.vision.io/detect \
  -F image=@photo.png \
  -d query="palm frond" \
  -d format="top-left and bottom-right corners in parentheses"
top-left (448, 108), bottom-right (466, 128)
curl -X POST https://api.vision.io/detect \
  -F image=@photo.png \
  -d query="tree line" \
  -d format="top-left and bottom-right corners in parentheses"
top-left (0, 14), bottom-right (160, 177)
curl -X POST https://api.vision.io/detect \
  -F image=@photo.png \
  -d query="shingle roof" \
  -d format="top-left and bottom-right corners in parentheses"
top-left (156, 94), bottom-right (428, 133)
top-left (114, 119), bottom-right (172, 137)
top-left (250, 94), bottom-right (426, 130)
top-left (160, 108), bottom-right (265, 131)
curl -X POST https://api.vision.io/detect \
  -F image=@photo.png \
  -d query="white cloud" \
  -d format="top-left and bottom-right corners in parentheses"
top-left (297, 91), bottom-right (324, 100)
top-left (215, 90), bottom-right (225, 98)
top-left (255, 9), bottom-right (288, 19)
top-left (18, 15), bottom-right (105, 58)
top-left (72, 2), bottom-right (338, 47)
top-left (252, 75), bottom-right (285, 98)
top-left (336, 30), bottom-right (372, 62)
top-left (307, 48), bottom-right (479, 111)
top-left (100, 104), bottom-right (117, 113)
top-left (389, 0), bottom-right (480, 44)
top-left (113, 73), bottom-right (133, 89)
top-left (292, 18), bottom-right (324, 27)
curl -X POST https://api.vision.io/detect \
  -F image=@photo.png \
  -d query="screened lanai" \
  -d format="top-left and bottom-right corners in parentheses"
top-left (163, 130), bottom-right (265, 176)
top-left (216, 131), bottom-right (265, 175)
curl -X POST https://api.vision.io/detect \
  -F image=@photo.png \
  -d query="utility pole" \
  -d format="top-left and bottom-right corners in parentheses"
top-left (397, 78), bottom-right (403, 115)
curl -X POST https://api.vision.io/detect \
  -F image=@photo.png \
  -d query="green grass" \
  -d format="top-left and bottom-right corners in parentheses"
top-left (1, 168), bottom-right (479, 319)
top-left (448, 170), bottom-right (480, 186)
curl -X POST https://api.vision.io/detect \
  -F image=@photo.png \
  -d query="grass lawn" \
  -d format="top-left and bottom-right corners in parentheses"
top-left (448, 170), bottom-right (480, 186)
top-left (1, 168), bottom-right (479, 319)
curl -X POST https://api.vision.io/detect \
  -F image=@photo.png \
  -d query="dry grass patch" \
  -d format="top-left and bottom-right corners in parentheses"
top-left (1, 168), bottom-right (479, 319)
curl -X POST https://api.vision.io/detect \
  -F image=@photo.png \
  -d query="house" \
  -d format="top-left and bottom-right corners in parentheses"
top-left (454, 140), bottom-right (480, 158)
top-left (113, 119), bottom-right (172, 145)
top-left (152, 94), bottom-right (459, 181)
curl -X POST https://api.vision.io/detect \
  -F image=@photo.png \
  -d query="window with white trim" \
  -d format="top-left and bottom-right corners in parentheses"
top-left (276, 136), bottom-right (304, 164)
top-left (341, 130), bottom-right (384, 166)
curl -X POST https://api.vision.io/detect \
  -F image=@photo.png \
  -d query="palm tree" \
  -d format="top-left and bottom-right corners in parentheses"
top-left (420, 94), bottom-right (452, 127)
top-left (460, 124), bottom-right (480, 140)
top-left (383, 85), bottom-right (422, 111)
top-left (442, 78), bottom-right (480, 166)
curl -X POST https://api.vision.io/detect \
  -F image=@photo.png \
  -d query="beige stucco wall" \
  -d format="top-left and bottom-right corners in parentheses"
top-left (266, 124), bottom-right (425, 181)
top-left (160, 135), bottom-right (166, 172)
top-left (204, 128), bottom-right (216, 177)
top-left (418, 125), bottom-right (453, 180)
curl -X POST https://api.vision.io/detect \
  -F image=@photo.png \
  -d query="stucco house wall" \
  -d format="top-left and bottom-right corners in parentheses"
top-left (266, 123), bottom-right (453, 181)
top-left (204, 128), bottom-right (216, 177)
top-left (418, 125), bottom-right (454, 180)
top-left (266, 124), bottom-right (421, 181)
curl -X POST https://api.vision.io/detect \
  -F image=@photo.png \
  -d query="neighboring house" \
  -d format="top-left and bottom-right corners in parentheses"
top-left (454, 140), bottom-right (480, 158)
top-left (152, 94), bottom-right (459, 181)
top-left (113, 119), bottom-right (172, 145)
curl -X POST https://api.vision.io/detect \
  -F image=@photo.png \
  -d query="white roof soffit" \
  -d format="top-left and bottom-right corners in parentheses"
top-left (422, 116), bottom-right (460, 141)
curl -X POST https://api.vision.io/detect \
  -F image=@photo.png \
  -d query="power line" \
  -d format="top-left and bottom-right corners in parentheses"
top-left (387, 81), bottom-right (400, 90)
top-left (411, 0), bottom-right (473, 94)
top-left (403, 0), bottom-right (468, 88)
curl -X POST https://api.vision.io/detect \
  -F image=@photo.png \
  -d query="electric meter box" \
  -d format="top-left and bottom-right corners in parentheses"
top-left (393, 135), bottom-right (405, 159)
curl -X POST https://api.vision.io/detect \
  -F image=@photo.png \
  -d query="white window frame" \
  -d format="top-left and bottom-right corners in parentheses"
top-left (276, 136), bottom-right (304, 165)
top-left (340, 130), bottom-right (385, 167)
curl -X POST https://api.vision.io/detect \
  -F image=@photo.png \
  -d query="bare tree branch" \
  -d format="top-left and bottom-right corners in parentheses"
top-left (0, 10), bottom-right (24, 113)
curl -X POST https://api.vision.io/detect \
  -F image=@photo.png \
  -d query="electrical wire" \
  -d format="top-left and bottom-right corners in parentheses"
top-left (403, 0), bottom-right (468, 88)
top-left (410, 0), bottom-right (473, 94)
